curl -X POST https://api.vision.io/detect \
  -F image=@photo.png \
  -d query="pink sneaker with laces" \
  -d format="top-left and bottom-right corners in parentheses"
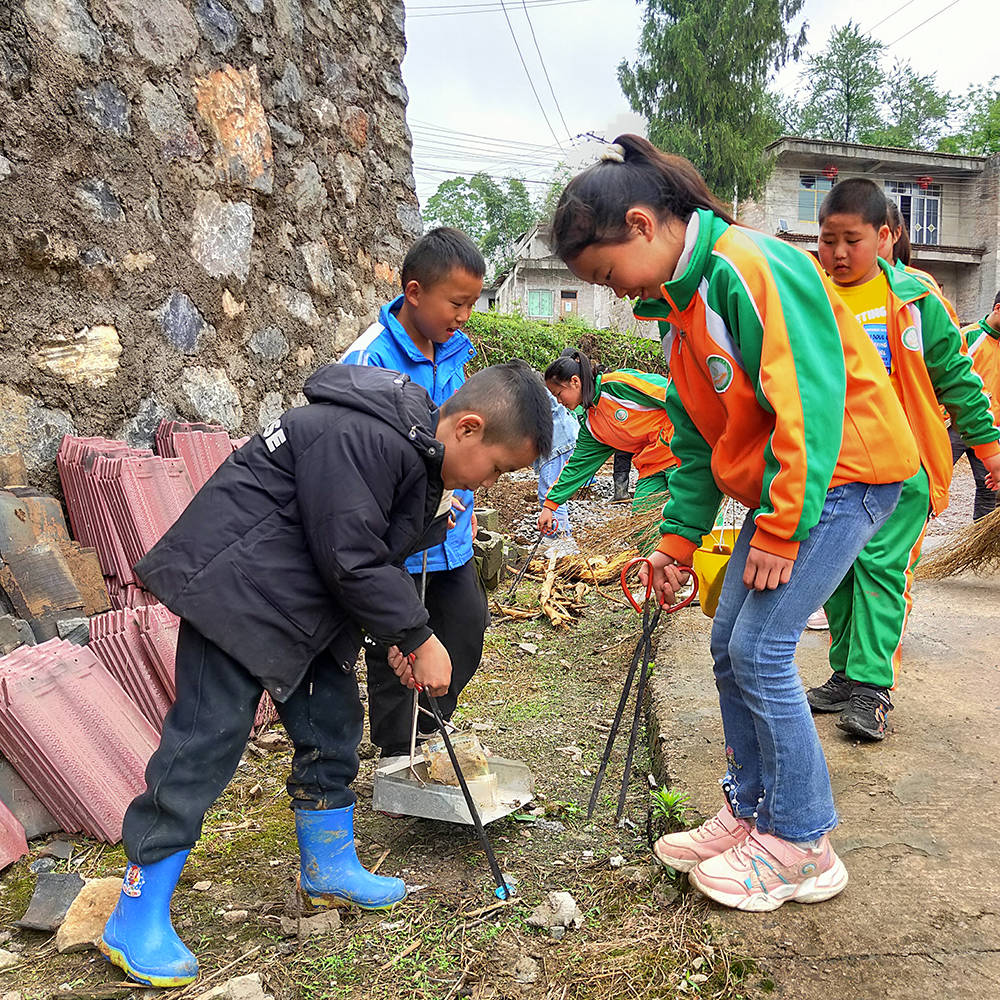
top-left (689, 830), bottom-right (848, 911)
top-left (653, 805), bottom-right (753, 872)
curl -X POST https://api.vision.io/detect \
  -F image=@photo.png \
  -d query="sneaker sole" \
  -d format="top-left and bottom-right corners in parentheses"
top-left (689, 857), bottom-right (849, 912)
top-left (652, 841), bottom-right (701, 873)
top-left (836, 717), bottom-right (887, 741)
top-left (807, 697), bottom-right (850, 713)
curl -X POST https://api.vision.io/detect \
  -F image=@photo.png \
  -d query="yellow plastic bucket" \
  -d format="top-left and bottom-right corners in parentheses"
top-left (692, 527), bottom-right (738, 619)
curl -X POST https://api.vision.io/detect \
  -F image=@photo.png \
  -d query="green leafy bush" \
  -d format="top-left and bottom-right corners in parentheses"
top-left (464, 311), bottom-right (667, 376)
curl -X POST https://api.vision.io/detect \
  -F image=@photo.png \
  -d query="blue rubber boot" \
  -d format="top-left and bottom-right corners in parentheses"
top-left (296, 805), bottom-right (407, 910)
top-left (99, 851), bottom-right (198, 988)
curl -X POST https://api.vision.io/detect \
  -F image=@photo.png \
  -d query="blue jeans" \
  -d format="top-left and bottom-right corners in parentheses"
top-left (710, 481), bottom-right (902, 840)
top-left (537, 453), bottom-right (572, 532)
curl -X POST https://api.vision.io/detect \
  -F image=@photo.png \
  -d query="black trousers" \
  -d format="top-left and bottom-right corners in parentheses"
top-left (950, 426), bottom-right (998, 521)
top-left (613, 450), bottom-right (632, 494)
top-left (123, 621), bottom-right (363, 864)
top-left (365, 559), bottom-right (488, 757)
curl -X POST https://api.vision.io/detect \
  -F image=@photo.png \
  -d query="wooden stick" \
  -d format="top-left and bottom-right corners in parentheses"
top-left (381, 938), bottom-right (420, 969)
top-left (177, 945), bottom-right (261, 998)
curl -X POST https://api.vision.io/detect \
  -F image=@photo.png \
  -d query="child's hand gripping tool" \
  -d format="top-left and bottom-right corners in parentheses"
top-left (586, 556), bottom-right (697, 824)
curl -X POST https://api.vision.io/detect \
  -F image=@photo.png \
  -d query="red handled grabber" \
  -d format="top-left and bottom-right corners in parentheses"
top-left (586, 556), bottom-right (697, 824)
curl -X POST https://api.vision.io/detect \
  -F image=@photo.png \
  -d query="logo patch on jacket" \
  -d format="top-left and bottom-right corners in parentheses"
top-left (901, 325), bottom-right (922, 352)
top-left (707, 355), bottom-right (734, 392)
top-left (614, 407), bottom-right (628, 421)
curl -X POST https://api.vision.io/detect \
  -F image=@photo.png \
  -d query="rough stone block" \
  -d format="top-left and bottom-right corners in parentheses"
top-left (141, 82), bottom-right (204, 161)
top-left (16, 872), bottom-right (85, 931)
top-left (74, 179), bottom-right (124, 222)
top-left (300, 240), bottom-right (335, 297)
top-left (271, 285), bottom-right (320, 327)
top-left (195, 0), bottom-right (238, 54)
top-left (270, 60), bottom-right (302, 106)
top-left (0, 156), bottom-right (12, 181)
top-left (55, 878), bottom-right (121, 953)
top-left (286, 159), bottom-right (327, 217)
top-left (155, 291), bottom-right (214, 354)
top-left (268, 117), bottom-right (303, 147)
top-left (474, 507), bottom-right (500, 533)
top-left (195, 65), bottom-right (273, 194)
top-left (0, 616), bottom-right (33, 656)
top-left (75, 81), bottom-right (130, 137)
top-left (0, 388), bottom-right (76, 473)
top-left (119, 396), bottom-right (178, 450)
top-left (0, 451), bottom-right (27, 488)
top-left (272, 0), bottom-right (304, 41)
top-left (257, 393), bottom-right (283, 430)
top-left (192, 191), bottom-right (253, 283)
top-left (248, 326), bottom-right (289, 361)
top-left (473, 529), bottom-right (504, 583)
top-left (32, 325), bottom-right (122, 387)
top-left (25, 0), bottom-right (104, 63)
top-left (196, 973), bottom-right (273, 1000)
top-left (106, 0), bottom-right (198, 67)
top-left (180, 366), bottom-right (243, 430)
top-left (334, 152), bottom-right (364, 208)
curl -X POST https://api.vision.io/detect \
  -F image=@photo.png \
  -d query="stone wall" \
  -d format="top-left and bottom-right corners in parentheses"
top-left (0, 0), bottom-right (418, 490)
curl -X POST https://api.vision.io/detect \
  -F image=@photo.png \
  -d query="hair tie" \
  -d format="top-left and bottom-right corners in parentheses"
top-left (598, 143), bottom-right (625, 164)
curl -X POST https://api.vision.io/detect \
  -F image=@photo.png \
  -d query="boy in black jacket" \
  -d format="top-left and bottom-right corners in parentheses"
top-left (100, 363), bottom-right (552, 988)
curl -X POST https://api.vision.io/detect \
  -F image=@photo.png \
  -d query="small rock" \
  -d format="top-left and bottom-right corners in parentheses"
top-left (548, 926), bottom-right (565, 940)
top-left (0, 951), bottom-right (18, 971)
top-left (268, 117), bottom-right (304, 147)
top-left (517, 642), bottom-right (538, 655)
top-left (512, 956), bottom-right (538, 984)
top-left (75, 81), bottom-right (131, 137)
top-left (0, 155), bottom-right (11, 180)
top-left (2, 989), bottom-right (24, 1000)
top-left (195, 0), bottom-right (239, 53)
top-left (526, 891), bottom-right (584, 932)
top-left (29, 857), bottom-right (58, 875)
top-left (285, 159), bottom-right (327, 217)
top-left (155, 291), bottom-right (214, 355)
top-left (534, 819), bottom-right (565, 834)
top-left (16, 872), bottom-right (85, 931)
top-left (222, 909), bottom-right (249, 924)
top-left (55, 877), bottom-right (121, 953)
top-left (295, 909), bottom-right (340, 939)
top-left (193, 881), bottom-right (212, 892)
top-left (248, 326), bottom-right (289, 361)
top-left (222, 290), bottom-right (246, 318)
top-left (75, 178), bottom-right (124, 222)
top-left (191, 191), bottom-right (254, 283)
top-left (609, 855), bottom-right (625, 868)
top-left (194, 972), bottom-right (273, 1000)
top-left (582, 850), bottom-right (594, 859)
top-left (270, 61), bottom-right (302, 106)
top-left (299, 240), bottom-right (335, 297)
top-left (26, 0), bottom-right (104, 63)
top-left (41, 840), bottom-right (75, 861)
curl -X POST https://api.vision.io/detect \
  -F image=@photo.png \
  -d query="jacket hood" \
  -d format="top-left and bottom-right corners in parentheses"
top-left (303, 364), bottom-right (441, 459)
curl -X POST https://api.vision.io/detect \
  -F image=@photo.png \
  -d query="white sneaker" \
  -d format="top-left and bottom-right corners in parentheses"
top-left (806, 609), bottom-right (829, 630)
top-left (653, 805), bottom-right (753, 872)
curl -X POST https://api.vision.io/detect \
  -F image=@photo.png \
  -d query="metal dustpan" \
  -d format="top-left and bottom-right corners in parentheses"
top-left (373, 754), bottom-right (534, 824)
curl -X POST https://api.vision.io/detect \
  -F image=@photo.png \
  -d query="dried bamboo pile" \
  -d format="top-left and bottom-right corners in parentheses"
top-left (494, 550), bottom-right (602, 628)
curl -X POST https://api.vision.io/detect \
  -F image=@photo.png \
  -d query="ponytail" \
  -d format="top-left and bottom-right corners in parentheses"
top-left (543, 348), bottom-right (598, 409)
top-left (550, 134), bottom-right (736, 263)
top-left (887, 201), bottom-right (911, 266)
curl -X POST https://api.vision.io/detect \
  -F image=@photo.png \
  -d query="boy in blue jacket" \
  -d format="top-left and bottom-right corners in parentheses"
top-left (341, 228), bottom-right (489, 758)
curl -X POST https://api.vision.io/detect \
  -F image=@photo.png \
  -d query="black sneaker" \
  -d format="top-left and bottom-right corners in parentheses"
top-left (837, 686), bottom-right (893, 741)
top-left (806, 671), bottom-right (853, 713)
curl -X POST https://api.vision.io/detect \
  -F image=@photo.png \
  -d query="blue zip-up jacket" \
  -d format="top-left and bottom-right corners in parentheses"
top-left (340, 295), bottom-right (478, 572)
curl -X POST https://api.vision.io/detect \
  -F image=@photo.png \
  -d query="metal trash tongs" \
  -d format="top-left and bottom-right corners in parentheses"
top-left (586, 556), bottom-right (698, 824)
top-left (503, 532), bottom-right (543, 603)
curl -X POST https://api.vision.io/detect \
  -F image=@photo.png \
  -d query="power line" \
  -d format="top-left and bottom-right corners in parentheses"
top-left (413, 165), bottom-right (557, 186)
top-left (408, 119), bottom-right (567, 154)
top-left (497, 0), bottom-right (565, 151)
top-left (520, 0), bottom-right (572, 142)
top-left (865, 0), bottom-right (921, 35)
top-left (886, 0), bottom-right (966, 46)
top-left (408, 0), bottom-right (591, 16)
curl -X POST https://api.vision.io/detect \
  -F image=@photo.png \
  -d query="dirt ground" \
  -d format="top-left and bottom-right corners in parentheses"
top-left (647, 463), bottom-right (1000, 1000)
top-left (0, 468), bottom-right (772, 1000)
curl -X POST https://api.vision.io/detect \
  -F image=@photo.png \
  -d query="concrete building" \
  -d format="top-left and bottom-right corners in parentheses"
top-left (477, 227), bottom-right (642, 333)
top-left (742, 137), bottom-right (1000, 323)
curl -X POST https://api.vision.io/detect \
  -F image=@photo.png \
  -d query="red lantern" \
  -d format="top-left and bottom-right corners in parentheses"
top-left (822, 164), bottom-right (839, 180)
top-left (916, 175), bottom-right (933, 189)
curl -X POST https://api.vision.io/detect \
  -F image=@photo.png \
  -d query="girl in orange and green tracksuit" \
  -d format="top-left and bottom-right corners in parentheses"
top-left (812, 179), bottom-right (1000, 741)
top-left (547, 133), bottom-right (919, 912)
top-left (536, 351), bottom-right (677, 538)
top-left (952, 293), bottom-right (1000, 520)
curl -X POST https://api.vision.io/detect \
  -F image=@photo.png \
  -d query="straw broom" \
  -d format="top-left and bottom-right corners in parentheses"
top-left (917, 504), bottom-right (1000, 580)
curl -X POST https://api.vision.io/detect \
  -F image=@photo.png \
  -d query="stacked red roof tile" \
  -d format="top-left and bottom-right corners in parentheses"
top-left (0, 797), bottom-right (28, 870)
top-left (0, 639), bottom-right (158, 842)
top-left (155, 420), bottom-right (244, 492)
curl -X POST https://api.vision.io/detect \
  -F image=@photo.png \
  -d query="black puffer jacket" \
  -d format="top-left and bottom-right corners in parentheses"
top-left (136, 365), bottom-right (449, 701)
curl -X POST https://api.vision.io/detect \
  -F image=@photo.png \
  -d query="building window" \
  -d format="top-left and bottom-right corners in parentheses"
top-left (886, 180), bottom-right (941, 246)
top-left (527, 289), bottom-right (554, 318)
top-left (798, 174), bottom-right (835, 223)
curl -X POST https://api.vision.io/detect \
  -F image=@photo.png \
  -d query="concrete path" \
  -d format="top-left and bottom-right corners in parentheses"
top-left (647, 568), bottom-right (1000, 999)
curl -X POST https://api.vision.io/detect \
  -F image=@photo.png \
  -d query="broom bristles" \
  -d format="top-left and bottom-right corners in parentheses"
top-left (917, 505), bottom-right (1000, 580)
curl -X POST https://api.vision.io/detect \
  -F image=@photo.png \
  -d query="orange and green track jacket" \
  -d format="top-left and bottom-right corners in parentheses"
top-left (961, 316), bottom-right (1000, 425)
top-left (542, 371), bottom-right (677, 509)
top-left (634, 209), bottom-right (919, 565)
top-left (878, 259), bottom-right (1000, 515)
top-left (897, 260), bottom-right (960, 325)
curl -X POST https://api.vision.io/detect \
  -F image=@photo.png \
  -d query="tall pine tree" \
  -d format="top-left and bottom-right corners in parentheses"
top-left (618, 0), bottom-right (806, 201)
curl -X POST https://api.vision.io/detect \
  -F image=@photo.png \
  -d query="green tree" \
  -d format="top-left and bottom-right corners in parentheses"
top-left (866, 61), bottom-right (951, 150)
top-left (939, 77), bottom-right (1000, 155)
top-left (795, 21), bottom-right (885, 143)
top-left (617, 0), bottom-right (806, 201)
top-left (422, 172), bottom-right (539, 281)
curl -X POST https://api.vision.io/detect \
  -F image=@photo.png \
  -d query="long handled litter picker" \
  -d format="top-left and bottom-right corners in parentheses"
top-left (587, 557), bottom-right (697, 824)
top-left (503, 533), bottom-right (543, 603)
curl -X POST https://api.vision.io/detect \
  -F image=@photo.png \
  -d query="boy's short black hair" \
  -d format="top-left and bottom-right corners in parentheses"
top-left (993, 289), bottom-right (1000, 309)
top-left (818, 178), bottom-right (888, 229)
top-left (441, 363), bottom-right (553, 459)
top-left (401, 227), bottom-right (486, 291)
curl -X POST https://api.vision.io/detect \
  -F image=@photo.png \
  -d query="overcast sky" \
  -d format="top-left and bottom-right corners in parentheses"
top-left (401, 0), bottom-right (995, 207)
